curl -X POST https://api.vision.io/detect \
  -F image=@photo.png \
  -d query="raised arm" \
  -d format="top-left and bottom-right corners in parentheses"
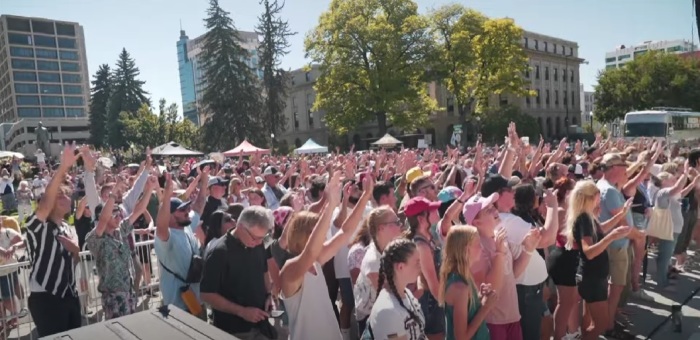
top-left (191, 167), bottom-right (210, 216)
top-left (122, 150), bottom-right (152, 214)
top-left (280, 171), bottom-right (342, 298)
top-left (80, 146), bottom-right (101, 218)
top-left (35, 143), bottom-right (77, 222)
top-left (94, 195), bottom-right (116, 238)
top-left (155, 173), bottom-right (174, 242)
top-left (127, 175), bottom-right (158, 226)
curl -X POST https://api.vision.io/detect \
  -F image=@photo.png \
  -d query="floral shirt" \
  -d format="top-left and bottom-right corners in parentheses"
top-left (16, 189), bottom-right (33, 206)
top-left (347, 243), bottom-right (367, 272)
top-left (86, 219), bottom-right (135, 293)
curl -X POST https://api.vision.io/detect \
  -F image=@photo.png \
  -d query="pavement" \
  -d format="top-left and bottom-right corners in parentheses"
top-left (624, 249), bottom-right (700, 340)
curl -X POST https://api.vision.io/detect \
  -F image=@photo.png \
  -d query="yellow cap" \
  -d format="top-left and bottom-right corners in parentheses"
top-left (406, 167), bottom-right (425, 184)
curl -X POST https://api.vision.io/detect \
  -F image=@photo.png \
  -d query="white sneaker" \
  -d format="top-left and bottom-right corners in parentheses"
top-left (631, 289), bottom-right (654, 301)
top-left (562, 331), bottom-right (581, 340)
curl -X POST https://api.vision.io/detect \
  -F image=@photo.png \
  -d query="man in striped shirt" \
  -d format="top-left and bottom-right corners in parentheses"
top-left (26, 143), bottom-right (82, 337)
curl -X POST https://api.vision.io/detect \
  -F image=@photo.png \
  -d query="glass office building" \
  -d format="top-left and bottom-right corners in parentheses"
top-left (176, 29), bottom-right (261, 126)
top-left (0, 15), bottom-right (90, 153)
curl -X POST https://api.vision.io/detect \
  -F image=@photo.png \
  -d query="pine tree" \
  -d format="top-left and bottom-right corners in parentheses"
top-left (106, 48), bottom-right (150, 148)
top-left (88, 64), bottom-right (111, 148)
top-left (255, 0), bottom-right (296, 143)
top-left (200, 0), bottom-right (264, 151)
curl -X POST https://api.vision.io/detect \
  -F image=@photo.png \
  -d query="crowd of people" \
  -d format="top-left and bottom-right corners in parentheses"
top-left (2, 123), bottom-right (700, 340)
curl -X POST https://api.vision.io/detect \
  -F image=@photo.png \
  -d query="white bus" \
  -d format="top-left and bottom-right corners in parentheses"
top-left (623, 107), bottom-right (700, 142)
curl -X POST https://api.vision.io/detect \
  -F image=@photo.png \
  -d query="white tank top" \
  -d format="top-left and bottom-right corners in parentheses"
top-left (281, 262), bottom-right (341, 340)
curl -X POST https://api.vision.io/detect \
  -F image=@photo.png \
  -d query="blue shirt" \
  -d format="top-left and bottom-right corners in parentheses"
top-left (154, 223), bottom-right (201, 311)
top-left (597, 179), bottom-right (632, 249)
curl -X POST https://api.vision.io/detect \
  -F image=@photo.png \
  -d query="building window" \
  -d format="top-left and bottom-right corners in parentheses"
top-left (563, 69), bottom-right (567, 83)
top-left (536, 89), bottom-right (541, 105)
top-left (8, 33), bottom-right (31, 45)
top-left (545, 89), bottom-right (550, 106)
top-left (32, 20), bottom-right (55, 35)
top-left (40, 84), bottom-right (62, 94)
top-left (37, 60), bottom-right (60, 71)
top-left (526, 95), bottom-right (531, 107)
top-left (14, 83), bottom-right (38, 93)
top-left (16, 95), bottom-right (40, 105)
top-left (58, 38), bottom-right (77, 49)
top-left (10, 47), bottom-right (33, 57)
top-left (605, 57), bottom-right (617, 63)
top-left (571, 91), bottom-right (575, 108)
top-left (43, 108), bottom-right (65, 117)
top-left (33, 35), bottom-right (56, 47)
top-left (64, 96), bottom-right (83, 106)
top-left (535, 65), bottom-right (540, 79)
top-left (308, 110), bottom-right (314, 128)
top-left (570, 70), bottom-right (574, 83)
top-left (41, 95), bottom-right (63, 105)
top-left (293, 112), bottom-right (299, 129)
top-left (553, 68), bottom-right (558, 81)
top-left (11, 58), bottom-right (35, 70)
top-left (56, 23), bottom-right (76, 36)
top-left (7, 17), bottom-right (31, 32)
top-left (553, 43), bottom-right (557, 54)
top-left (555, 90), bottom-right (559, 106)
top-left (561, 45), bottom-right (565, 55)
top-left (525, 66), bottom-right (530, 78)
top-left (13, 71), bottom-right (36, 82)
top-left (66, 108), bottom-right (85, 117)
top-left (63, 85), bottom-right (82, 94)
top-left (305, 72), bottom-right (310, 82)
top-left (60, 62), bottom-right (79, 72)
top-left (618, 54), bottom-right (631, 61)
top-left (534, 40), bottom-right (539, 50)
top-left (446, 97), bottom-right (454, 114)
top-left (38, 72), bottom-right (61, 82)
top-left (563, 91), bottom-right (568, 106)
top-left (36, 48), bottom-right (58, 59)
top-left (59, 50), bottom-right (79, 60)
top-left (569, 47), bottom-right (573, 56)
top-left (545, 66), bottom-right (549, 80)
top-left (544, 42), bottom-right (548, 52)
top-left (17, 108), bottom-right (41, 118)
top-left (524, 37), bottom-right (528, 48)
top-left (634, 50), bottom-right (647, 58)
top-left (62, 73), bottom-right (81, 83)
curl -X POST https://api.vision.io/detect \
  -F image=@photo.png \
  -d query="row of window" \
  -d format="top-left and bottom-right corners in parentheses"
top-left (14, 83), bottom-right (82, 95)
top-left (526, 89), bottom-right (577, 108)
top-left (8, 33), bottom-right (77, 49)
top-left (17, 107), bottom-right (85, 118)
top-left (9, 47), bottom-right (79, 60)
top-left (13, 71), bottom-right (81, 83)
top-left (11, 58), bottom-right (80, 72)
top-left (524, 37), bottom-right (574, 56)
top-left (6, 17), bottom-right (77, 37)
top-left (526, 65), bottom-right (576, 83)
top-left (16, 95), bottom-right (84, 106)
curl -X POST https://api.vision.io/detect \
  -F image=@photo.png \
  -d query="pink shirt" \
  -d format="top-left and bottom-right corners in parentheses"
top-left (471, 234), bottom-right (520, 325)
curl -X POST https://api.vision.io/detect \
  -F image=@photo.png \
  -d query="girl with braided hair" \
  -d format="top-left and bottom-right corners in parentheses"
top-left (366, 238), bottom-right (426, 340)
top-left (354, 206), bottom-right (404, 335)
top-left (439, 225), bottom-right (496, 340)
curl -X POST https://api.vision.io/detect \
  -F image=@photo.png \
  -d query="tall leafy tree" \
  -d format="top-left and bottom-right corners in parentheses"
top-left (107, 48), bottom-right (150, 148)
top-left (200, 0), bottom-right (264, 151)
top-left (595, 52), bottom-right (700, 123)
top-left (88, 64), bottom-right (111, 148)
top-left (256, 0), bottom-right (295, 143)
top-left (305, 0), bottom-right (438, 135)
top-left (121, 101), bottom-right (200, 149)
top-left (428, 4), bottom-right (532, 142)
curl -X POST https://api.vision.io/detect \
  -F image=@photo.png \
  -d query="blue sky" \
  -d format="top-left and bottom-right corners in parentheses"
top-left (4, 0), bottom-right (696, 116)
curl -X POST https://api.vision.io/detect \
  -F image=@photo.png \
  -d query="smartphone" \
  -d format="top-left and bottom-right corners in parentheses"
top-left (270, 310), bottom-right (285, 318)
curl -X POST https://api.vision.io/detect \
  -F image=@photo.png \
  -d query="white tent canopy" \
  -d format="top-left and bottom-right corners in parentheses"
top-left (295, 138), bottom-right (328, 154)
top-left (371, 133), bottom-right (403, 147)
top-left (151, 142), bottom-right (203, 157)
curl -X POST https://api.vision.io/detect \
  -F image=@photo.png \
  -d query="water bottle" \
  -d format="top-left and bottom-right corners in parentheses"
top-left (671, 304), bottom-right (682, 333)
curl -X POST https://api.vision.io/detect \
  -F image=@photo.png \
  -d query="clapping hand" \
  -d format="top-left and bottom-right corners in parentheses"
top-left (479, 283), bottom-right (498, 310)
top-left (326, 171), bottom-right (343, 206)
top-left (543, 188), bottom-right (559, 208)
top-left (522, 228), bottom-right (542, 253)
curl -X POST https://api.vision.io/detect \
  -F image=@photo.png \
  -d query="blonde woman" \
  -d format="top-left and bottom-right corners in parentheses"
top-left (564, 180), bottom-right (631, 340)
top-left (439, 225), bottom-right (495, 340)
top-left (280, 172), bottom-right (372, 339)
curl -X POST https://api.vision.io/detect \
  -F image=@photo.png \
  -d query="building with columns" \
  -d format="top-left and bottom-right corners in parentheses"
top-left (278, 30), bottom-right (583, 149)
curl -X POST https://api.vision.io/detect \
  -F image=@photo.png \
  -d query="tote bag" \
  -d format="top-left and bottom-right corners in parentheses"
top-left (647, 207), bottom-right (674, 241)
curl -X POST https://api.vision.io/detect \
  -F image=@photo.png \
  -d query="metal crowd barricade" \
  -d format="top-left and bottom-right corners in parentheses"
top-left (0, 239), bottom-right (162, 340)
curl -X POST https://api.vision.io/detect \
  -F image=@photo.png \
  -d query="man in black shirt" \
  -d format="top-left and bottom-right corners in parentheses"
top-left (201, 176), bottom-right (229, 234)
top-left (200, 206), bottom-right (276, 339)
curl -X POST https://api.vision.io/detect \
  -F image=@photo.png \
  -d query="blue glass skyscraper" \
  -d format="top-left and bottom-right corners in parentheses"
top-left (177, 30), bottom-right (197, 125)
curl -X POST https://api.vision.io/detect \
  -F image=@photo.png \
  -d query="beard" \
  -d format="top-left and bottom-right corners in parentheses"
top-left (176, 218), bottom-right (191, 227)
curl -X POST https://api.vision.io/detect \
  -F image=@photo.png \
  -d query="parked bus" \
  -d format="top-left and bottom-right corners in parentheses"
top-left (623, 107), bottom-right (700, 142)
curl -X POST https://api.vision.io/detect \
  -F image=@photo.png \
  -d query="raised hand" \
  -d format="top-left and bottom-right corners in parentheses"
top-left (522, 228), bottom-right (542, 253)
top-left (494, 228), bottom-right (508, 254)
top-left (79, 145), bottom-right (96, 171)
top-left (623, 197), bottom-right (633, 212)
top-left (543, 188), bottom-right (558, 208)
top-left (362, 173), bottom-right (375, 194)
top-left (325, 170), bottom-right (343, 206)
top-left (60, 142), bottom-right (79, 168)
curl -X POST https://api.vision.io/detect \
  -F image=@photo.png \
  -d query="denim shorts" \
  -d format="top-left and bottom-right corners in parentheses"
top-left (418, 291), bottom-right (445, 335)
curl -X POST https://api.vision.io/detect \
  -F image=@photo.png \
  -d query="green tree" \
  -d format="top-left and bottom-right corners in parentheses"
top-left (88, 64), bottom-right (111, 148)
top-left (595, 52), bottom-right (700, 123)
top-left (428, 5), bottom-right (532, 140)
top-left (121, 102), bottom-right (201, 149)
top-left (200, 0), bottom-right (264, 151)
top-left (256, 0), bottom-right (296, 145)
top-left (107, 48), bottom-right (150, 148)
top-left (305, 0), bottom-right (438, 135)
top-left (479, 105), bottom-right (540, 143)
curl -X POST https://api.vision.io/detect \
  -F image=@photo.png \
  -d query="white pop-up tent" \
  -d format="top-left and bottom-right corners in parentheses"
top-left (371, 133), bottom-right (403, 148)
top-left (295, 138), bottom-right (328, 154)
